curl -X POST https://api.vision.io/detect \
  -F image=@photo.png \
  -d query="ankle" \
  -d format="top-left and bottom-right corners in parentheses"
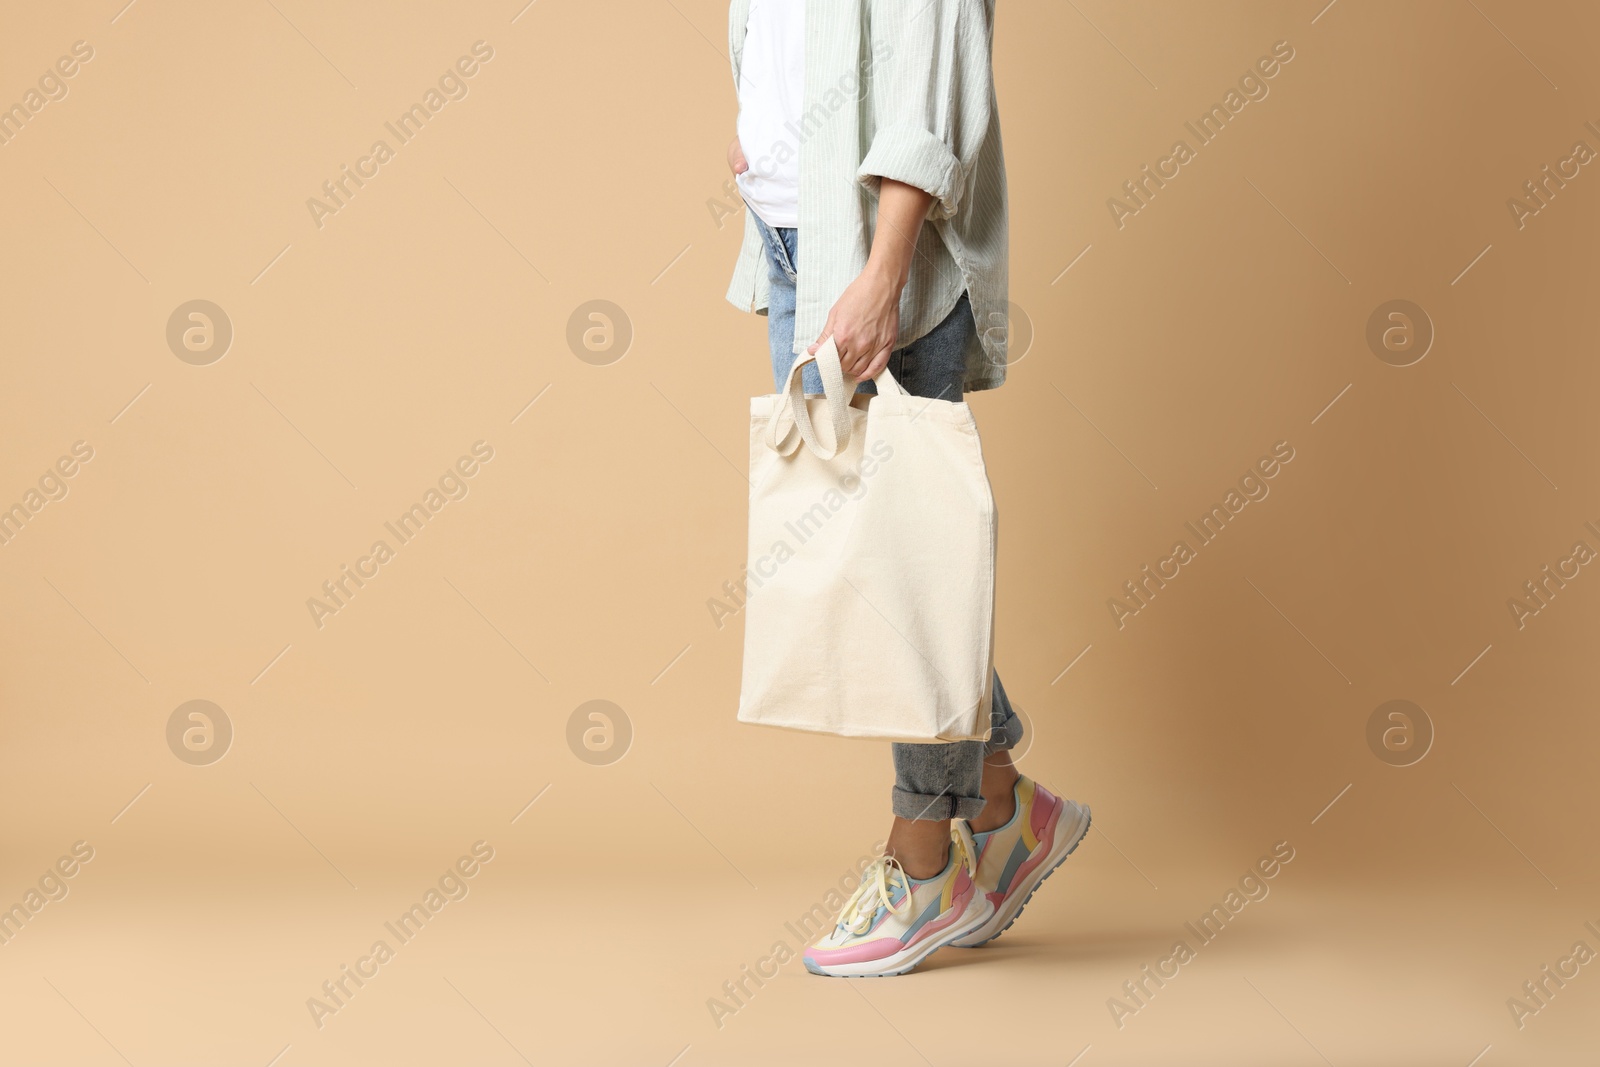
top-left (885, 819), bottom-right (952, 880)
top-left (968, 791), bottom-right (1015, 834)
top-left (968, 764), bottom-right (1023, 834)
top-left (893, 843), bottom-right (949, 881)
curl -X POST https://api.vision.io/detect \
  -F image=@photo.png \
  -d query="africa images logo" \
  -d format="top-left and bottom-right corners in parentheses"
top-left (1106, 40), bottom-right (1296, 229)
top-left (1107, 441), bottom-right (1296, 629)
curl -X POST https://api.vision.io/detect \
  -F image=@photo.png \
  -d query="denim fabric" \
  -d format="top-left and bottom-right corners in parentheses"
top-left (752, 214), bottom-right (1024, 823)
top-left (752, 212), bottom-right (822, 394)
top-left (894, 673), bottom-right (1025, 823)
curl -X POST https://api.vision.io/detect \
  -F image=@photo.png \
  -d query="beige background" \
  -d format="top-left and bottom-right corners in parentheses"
top-left (2, 0), bottom-right (1598, 1063)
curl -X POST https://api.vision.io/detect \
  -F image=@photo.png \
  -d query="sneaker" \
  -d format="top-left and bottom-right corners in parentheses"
top-left (802, 829), bottom-right (994, 978)
top-left (952, 776), bottom-right (1091, 948)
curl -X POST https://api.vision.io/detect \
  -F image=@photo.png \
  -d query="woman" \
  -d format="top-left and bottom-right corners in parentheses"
top-left (725, 0), bottom-right (1091, 978)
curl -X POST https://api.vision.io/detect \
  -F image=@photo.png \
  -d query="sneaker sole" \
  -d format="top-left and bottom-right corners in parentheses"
top-left (802, 896), bottom-right (996, 978)
top-left (952, 803), bottom-right (1092, 948)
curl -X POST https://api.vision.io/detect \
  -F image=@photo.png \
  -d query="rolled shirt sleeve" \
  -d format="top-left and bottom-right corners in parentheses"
top-left (855, 0), bottom-right (995, 220)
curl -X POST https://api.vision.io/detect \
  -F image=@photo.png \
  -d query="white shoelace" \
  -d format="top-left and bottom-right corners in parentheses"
top-left (836, 827), bottom-right (980, 936)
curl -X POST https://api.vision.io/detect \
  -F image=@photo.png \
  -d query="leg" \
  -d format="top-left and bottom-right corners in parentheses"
top-left (882, 294), bottom-right (1025, 872)
top-left (970, 672), bottom-right (1025, 832)
top-left (889, 674), bottom-right (1025, 875)
top-left (952, 670), bottom-right (1092, 949)
top-left (804, 671), bottom-right (1013, 977)
top-left (887, 737), bottom-right (981, 879)
top-left (802, 296), bottom-right (1047, 976)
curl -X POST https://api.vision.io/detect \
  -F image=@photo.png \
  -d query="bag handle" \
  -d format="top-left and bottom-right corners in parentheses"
top-left (766, 338), bottom-right (906, 459)
top-left (767, 337), bottom-right (851, 460)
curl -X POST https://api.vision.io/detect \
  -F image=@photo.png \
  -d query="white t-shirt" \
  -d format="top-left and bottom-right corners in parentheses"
top-left (735, 0), bottom-right (804, 228)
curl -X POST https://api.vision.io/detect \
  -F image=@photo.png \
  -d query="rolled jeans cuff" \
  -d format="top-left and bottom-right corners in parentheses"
top-left (890, 672), bottom-right (1026, 823)
top-left (984, 703), bottom-right (1026, 756)
top-left (892, 784), bottom-right (988, 822)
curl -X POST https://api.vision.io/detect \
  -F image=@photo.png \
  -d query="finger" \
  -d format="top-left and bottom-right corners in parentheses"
top-left (807, 319), bottom-right (835, 357)
top-left (845, 336), bottom-right (885, 380)
top-left (844, 347), bottom-right (879, 381)
top-left (842, 343), bottom-right (869, 378)
top-left (861, 344), bottom-right (894, 381)
top-left (832, 336), bottom-right (856, 371)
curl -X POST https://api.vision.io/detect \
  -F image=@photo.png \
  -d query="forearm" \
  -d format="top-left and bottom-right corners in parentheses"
top-left (806, 178), bottom-right (936, 376)
top-left (864, 178), bottom-right (936, 292)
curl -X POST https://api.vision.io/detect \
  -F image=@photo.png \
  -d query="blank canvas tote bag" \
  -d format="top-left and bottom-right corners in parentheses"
top-left (737, 338), bottom-right (997, 743)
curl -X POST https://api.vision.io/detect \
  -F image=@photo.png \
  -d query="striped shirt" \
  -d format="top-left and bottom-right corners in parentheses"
top-left (725, 0), bottom-right (1011, 392)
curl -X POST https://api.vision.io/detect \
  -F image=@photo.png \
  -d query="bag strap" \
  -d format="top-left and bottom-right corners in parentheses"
top-left (768, 338), bottom-right (851, 459)
top-left (874, 364), bottom-right (907, 397)
top-left (766, 339), bottom-right (907, 459)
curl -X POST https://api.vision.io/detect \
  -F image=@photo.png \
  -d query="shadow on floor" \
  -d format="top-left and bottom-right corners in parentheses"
top-left (914, 919), bottom-right (1289, 974)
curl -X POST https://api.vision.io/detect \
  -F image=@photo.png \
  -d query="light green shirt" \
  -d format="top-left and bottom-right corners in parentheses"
top-left (726, 0), bottom-right (1011, 391)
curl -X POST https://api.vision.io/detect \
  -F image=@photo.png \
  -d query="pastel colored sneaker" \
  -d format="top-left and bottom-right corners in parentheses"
top-left (802, 829), bottom-right (994, 978)
top-left (952, 776), bottom-right (1091, 947)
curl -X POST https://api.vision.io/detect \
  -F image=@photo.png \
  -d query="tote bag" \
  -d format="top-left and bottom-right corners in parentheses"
top-left (736, 338), bottom-right (997, 742)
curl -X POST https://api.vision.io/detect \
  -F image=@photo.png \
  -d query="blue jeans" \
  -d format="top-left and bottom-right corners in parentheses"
top-left (752, 211), bottom-right (1025, 822)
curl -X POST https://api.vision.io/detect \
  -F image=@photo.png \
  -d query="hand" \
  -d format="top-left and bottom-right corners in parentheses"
top-left (727, 137), bottom-right (747, 176)
top-left (808, 263), bottom-right (901, 382)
